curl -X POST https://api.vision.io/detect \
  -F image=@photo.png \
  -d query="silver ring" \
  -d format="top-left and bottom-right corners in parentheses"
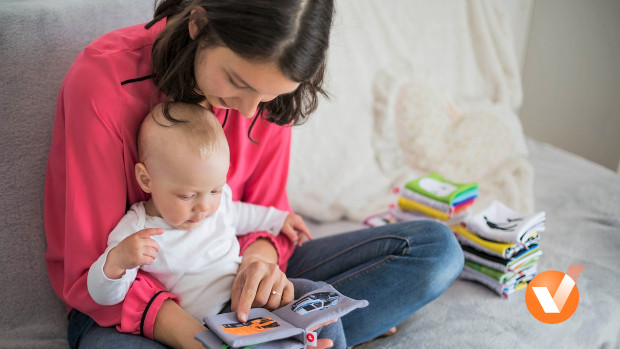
top-left (271, 290), bottom-right (282, 296)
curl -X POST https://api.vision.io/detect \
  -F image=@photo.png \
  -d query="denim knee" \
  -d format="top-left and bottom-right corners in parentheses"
top-left (398, 220), bottom-right (464, 296)
top-left (423, 221), bottom-right (464, 290)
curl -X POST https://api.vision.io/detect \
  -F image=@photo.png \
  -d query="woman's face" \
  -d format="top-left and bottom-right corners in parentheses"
top-left (194, 46), bottom-right (300, 118)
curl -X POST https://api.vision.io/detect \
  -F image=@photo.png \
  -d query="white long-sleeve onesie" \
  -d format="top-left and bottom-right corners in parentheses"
top-left (87, 184), bottom-right (289, 321)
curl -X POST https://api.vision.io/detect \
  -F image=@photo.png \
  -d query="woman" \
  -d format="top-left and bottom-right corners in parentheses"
top-left (45, 0), bottom-right (463, 348)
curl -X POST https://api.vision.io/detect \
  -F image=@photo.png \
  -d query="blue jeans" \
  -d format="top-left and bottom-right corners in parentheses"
top-left (68, 308), bottom-right (167, 348)
top-left (68, 279), bottom-right (345, 348)
top-left (286, 220), bottom-right (464, 347)
top-left (68, 221), bottom-right (463, 348)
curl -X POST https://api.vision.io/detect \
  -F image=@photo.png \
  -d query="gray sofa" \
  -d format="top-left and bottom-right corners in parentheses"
top-left (2, 1), bottom-right (619, 348)
top-left (1, 1), bottom-right (154, 348)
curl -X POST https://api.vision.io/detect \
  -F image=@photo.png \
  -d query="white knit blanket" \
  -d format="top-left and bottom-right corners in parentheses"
top-left (288, 0), bottom-right (533, 222)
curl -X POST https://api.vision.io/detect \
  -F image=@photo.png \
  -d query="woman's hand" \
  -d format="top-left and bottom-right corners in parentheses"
top-left (231, 262), bottom-right (336, 349)
top-left (230, 254), bottom-right (294, 322)
top-left (316, 338), bottom-right (335, 349)
top-left (230, 238), bottom-right (293, 322)
top-left (230, 239), bottom-right (336, 348)
top-left (310, 319), bottom-right (338, 349)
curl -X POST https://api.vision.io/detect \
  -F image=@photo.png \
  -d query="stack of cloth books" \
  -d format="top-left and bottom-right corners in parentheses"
top-left (395, 172), bottom-right (478, 224)
top-left (364, 173), bottom-right (478, 227)
top-left (452, 200), bottom-right (546, 298)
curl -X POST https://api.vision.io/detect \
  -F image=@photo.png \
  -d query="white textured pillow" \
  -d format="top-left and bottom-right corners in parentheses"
top-left (372, 64), bottom-right (534, 213)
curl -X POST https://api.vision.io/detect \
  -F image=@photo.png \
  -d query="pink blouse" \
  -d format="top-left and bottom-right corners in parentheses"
top-left (44, 18), bottom-right (294, 339)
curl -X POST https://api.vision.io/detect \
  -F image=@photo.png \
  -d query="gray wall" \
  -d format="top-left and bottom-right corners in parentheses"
top-left (520, 0), bottom-right (620, 171)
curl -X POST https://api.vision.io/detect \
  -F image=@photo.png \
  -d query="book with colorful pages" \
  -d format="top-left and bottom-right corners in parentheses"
top-left (404, 173), bottom-right (478, 205)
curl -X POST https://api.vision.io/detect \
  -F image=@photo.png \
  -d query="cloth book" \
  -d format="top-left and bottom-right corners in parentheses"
top-left (363, 207), bottom-right (469, 228)
top-left (452, 225), bottom-right (540, 260)
top-left (397, 196), bottom-right (450, 220)
top-left (460, 266), bottom-right (533, 298)
top-left (464, 259), bottom-right (537, 285)
top-left (460, 243), bottom-right (542, 272)
top-left (404, 173), bottom-right (478, 205)
top-left (397, 187), bottom-right (475, 214)
top-left (195, 284), bottom-right (368, 349)
top-left (462, 200), bottom-right (545, 243)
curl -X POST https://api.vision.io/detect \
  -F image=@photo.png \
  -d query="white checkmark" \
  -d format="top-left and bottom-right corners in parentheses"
top-left (532, 265), bottom-right (584, 313)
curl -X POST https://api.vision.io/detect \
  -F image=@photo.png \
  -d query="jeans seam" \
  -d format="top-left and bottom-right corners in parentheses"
top-left (288, 234), bottom-right (411, 278)
top-left (332, 254), bottom-right (394, 288)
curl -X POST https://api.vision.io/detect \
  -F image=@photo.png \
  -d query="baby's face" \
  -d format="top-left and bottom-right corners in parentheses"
top-left (148, 149), bottom-right (230, 230)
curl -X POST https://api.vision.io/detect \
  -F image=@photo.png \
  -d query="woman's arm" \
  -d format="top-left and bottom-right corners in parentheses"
top-left (44, 47), bottom-right (177, 338)
top-left (221, 111), bottom-right (298, 319)
top-left (225, 112), bottom-right (297, 270)
top-left (240, 237), bottom-right (280, 266)
top-left (153, 300), bottom-right (206, 349)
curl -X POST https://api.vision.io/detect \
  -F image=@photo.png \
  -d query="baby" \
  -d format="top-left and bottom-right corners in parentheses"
top-left (87, 102), bottom-right (312, 320)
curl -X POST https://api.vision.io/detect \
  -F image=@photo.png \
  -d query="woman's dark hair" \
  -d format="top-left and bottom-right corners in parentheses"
top-left (146, 0), bottom-right (334, 127)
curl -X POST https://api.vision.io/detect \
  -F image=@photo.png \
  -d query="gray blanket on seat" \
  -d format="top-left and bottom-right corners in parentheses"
top-left (0, 1), bottom-right (153, 348)
top-left (1, 1), bottom-right (618, 348)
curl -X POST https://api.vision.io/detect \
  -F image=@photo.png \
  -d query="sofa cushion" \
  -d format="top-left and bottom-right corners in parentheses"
top-left (0, 1), bottom-right (152, 347)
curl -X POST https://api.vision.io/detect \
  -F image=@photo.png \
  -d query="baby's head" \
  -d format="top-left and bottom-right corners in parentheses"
top-left (135, 102), bottom-right (230, 230)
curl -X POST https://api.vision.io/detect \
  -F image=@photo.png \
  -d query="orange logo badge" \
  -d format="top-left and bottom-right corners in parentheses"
top-left (525, 265), bottom-right (584, 324)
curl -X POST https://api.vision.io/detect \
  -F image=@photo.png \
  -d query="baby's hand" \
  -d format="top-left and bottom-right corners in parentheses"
top-left (103, 228), bottom-right (162, 279)
top-left (280, 214), bottom-right (313, 247)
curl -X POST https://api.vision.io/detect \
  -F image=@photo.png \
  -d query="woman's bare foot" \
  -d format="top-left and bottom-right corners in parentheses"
top-left (379, 327), bottom-right (397, 337)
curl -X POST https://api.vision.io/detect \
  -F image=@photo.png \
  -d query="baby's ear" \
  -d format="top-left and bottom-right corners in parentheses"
top-left (135, 163), bottom-right (152, 193)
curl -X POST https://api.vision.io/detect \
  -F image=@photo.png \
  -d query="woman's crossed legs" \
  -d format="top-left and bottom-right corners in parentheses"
top-left (286, 220), bottom-right (464, 346)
